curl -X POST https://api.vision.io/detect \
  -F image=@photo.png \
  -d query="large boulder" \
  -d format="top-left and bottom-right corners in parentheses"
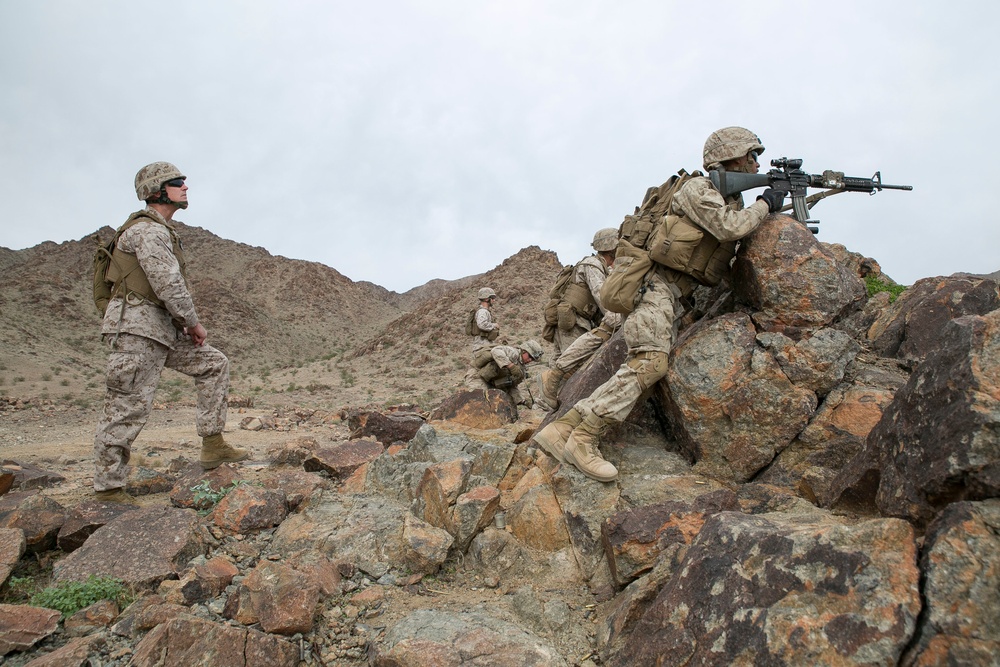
top-left (664, 313), bottom-right (817, 481)
top-left (52, 506), bottom-right (206, 591)
top-left (867, 274), bottom-right (1000, 366)
top-left (825, 309), bottom-right (1000, 525)
top-left (904, 500), bottom-right (1000, 665)
top-left (732, 215), bottom-right (866, 332)
top-left (608, 511), bottom-right (920, 666)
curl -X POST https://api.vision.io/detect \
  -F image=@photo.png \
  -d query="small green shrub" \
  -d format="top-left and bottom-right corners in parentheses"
top-left (5, 576), bottom-right (39, 603)
top-left (865, 275), bottom-right (907, 303)
top-left (190, 479), bottom-right (249, 512)
top-left (29, 575), bottom-right (132, 617)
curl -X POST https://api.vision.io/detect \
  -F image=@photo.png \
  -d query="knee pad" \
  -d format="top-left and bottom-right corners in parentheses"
top-left (626, 351), bottom-right (669, 391)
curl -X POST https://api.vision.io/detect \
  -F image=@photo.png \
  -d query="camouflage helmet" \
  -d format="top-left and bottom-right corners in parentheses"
top-left (477, 287), bottom-right (497, 301)
top-left (520, 339), bottom-right (544, 361)
top-left (591, 227), bottom-right (619, 252)
top-left (702, 127), bottom-right (765, 171)
top-left (134, 162), bottom-right (186, 201)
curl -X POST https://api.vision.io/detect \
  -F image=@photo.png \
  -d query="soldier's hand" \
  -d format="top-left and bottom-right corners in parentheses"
top-left (187, 323), bottom-right (208, 346)
top-left (757, 188), bottom-right (785, 213)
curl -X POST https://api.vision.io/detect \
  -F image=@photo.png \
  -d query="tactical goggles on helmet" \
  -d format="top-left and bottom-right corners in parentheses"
top-left (163, 178), bottom-right (186, 188)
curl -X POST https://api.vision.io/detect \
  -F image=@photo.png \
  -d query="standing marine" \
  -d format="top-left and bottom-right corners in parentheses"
top-left (92, 162), bottom-right (249, 503)
top-left (469, 287), bottom-right (500, 350)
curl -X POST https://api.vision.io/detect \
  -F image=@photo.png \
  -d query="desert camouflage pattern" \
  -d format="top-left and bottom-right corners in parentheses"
top-left (575, 175), bottom-right (767, 425)
top-left (101, 209), bottom-right (199, 348)
top-left (93, 332), bottom-right (229, 491)
top-left (591, 227), bottom-right (619, 252)
top-left (553, 314), bottom-right (620, 376)
top-left (463, 344), bottom-right (530, 405)
top-left (134, 162), bottom-right (185, 200)
top-left (575, 270), bottom-right (679, 422)
top-left (702, 126), bottom-right (765, 171)
top-left (519, 339), bottom-right (544, 362)
top-left (670, 177), bottom-right (768, 242)
top-left (554, 254), bottom-right (613, 356)
top-left (471, 306), bottom-right (498, 350)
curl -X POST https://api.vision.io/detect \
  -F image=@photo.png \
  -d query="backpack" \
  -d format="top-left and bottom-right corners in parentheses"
top-left (599, 169), bottom-right (701, 314)
top-left (92, 233), bottom-right (119, 316)
top-left (599, 239), bottom-right (654, 315)
top-left (542, 264), bottom-right (575, 327)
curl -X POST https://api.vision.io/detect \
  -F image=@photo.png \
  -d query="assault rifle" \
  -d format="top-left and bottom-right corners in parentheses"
top-left (709, 157), bottom-right (912, 233)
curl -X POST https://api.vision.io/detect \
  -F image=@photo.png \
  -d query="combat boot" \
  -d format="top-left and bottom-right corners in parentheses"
top-left (537, 368), bottom-right (566, 411)
top-left (200, 433), bottom-right (250, 470)
top-left (94, 487), bottom-right (139, 505)
top-left (530, 408), bottom-right (582, 463)
top-left (563, 412), bottom-right (618, 482)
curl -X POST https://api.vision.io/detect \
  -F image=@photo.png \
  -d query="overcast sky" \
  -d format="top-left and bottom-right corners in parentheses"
top-left (2, 1), bottom-right (996, 292)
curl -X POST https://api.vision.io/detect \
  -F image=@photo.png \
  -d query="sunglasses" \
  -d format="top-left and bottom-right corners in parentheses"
top-left (748, 151), bottom-right (759, 162)
top-left (163, 178), bottom-right (186, 188)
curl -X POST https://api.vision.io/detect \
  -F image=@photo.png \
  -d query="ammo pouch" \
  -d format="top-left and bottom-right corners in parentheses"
top-left (618, 214), bottom-right (657, 250)
top-left (647, 215), bottom-right (736, 287)
top-left (543, 299), bottom-right (560, 327)
top-left (485, 328), bottom-right (499, 342)
top-left (600, 239), bottom-right (654, 315)
top-left (556, 302), bottom-right (577, 332)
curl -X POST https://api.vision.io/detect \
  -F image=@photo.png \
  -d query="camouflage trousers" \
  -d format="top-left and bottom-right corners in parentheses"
top-left (552, 323), bottom-right (589, 361)
top-left (575, 271), bottom-right (679, 424)
top-left (93, 332), bottom-right (229, 491)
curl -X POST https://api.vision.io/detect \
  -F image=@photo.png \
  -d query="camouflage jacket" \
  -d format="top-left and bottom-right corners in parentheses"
top-left (101, 207), bottom-right (199, 347)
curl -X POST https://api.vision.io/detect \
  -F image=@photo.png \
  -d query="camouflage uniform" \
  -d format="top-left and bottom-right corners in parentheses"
top-left (464, 344), bottom-right (533, 406)
top-left (552, 311), bottom-right (622, 377)
top-left (471, 305), bottom-right (498, 351)
top-left (553, 254), bottom-right (617, 357)
top-left (93, 208), bottom-right (229, 491)
top-left (574, 179), bottom-right (768, 424)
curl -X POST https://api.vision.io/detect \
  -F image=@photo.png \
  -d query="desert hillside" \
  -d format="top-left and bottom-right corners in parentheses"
top-left (0, 227), bottom-right (563, 412)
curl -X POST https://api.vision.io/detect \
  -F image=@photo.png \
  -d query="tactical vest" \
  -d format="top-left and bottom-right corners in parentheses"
top-left (467, 307), bottom-right (499, 341)
top-left (618, 171), bottom-right (737, 297)
top-left (106, 212), bottom-right (188, 309)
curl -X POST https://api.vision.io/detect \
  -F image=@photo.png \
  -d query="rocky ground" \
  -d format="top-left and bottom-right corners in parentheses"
top-left (0, 398), bottom-right (607, 666)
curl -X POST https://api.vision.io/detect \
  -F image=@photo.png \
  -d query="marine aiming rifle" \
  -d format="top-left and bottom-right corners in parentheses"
top-left (709, 157), bottom-right (912, 233)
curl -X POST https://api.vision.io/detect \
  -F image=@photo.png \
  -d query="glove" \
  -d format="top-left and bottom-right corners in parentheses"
top-left (757, 188), bottom-right (785, 213)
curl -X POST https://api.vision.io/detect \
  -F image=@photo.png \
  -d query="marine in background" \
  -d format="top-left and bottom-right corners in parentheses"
top-left (464, 340), bottom-right (545, 408)
top-left (543, 227), bottom-right (620, 357)
top-left (468, 287), bottom-right (500, 351)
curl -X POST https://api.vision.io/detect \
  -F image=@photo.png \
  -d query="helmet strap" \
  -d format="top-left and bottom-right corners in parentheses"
top-left (152, 187), bottom-right (188, 209)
